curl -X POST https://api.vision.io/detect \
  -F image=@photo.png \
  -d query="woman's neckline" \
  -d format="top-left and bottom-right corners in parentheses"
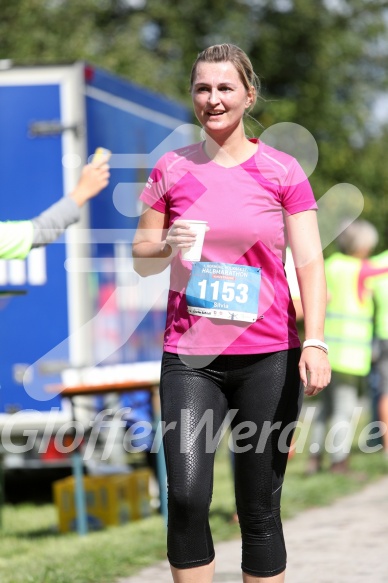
top-left (200, 138), bottom-right (260, 168)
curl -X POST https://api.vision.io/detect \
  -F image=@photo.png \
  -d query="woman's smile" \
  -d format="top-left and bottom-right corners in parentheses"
top-left (192, 61), bottom-right (251, 136)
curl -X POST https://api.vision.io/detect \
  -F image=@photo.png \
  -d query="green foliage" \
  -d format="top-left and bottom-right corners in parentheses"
top-left (1, 0), bottom-right (388, 244)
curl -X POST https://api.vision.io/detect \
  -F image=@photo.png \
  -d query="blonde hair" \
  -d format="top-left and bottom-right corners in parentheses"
top-left (190, 44), bottom-right (260, 112)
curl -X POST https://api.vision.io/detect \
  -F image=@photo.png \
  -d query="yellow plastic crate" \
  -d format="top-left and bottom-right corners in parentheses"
top-left (53, 470), bottom-right (152, 533)
top-left (126, 468), bottom-right (152, 520)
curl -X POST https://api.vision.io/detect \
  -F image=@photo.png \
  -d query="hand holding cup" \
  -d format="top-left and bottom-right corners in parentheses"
top-left (165, 220), bottom-right (208, 261)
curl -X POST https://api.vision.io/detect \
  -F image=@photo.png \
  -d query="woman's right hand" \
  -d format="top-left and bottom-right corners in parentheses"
top-left (133, 210), bottom-right (206, 276)
top-left (164, 220), bottom-right (198, 255)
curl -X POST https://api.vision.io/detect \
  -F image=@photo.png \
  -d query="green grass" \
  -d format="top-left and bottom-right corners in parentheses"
top-left (0, 418), bottom-right (386, 583)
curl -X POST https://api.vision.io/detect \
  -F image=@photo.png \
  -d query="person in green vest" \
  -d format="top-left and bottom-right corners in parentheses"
top-left (370, 249), bottom-right (388, 462)
top-left (0, 160), bottom-right (110, 260)
top-left (307, 219), bottom-right (384, 474)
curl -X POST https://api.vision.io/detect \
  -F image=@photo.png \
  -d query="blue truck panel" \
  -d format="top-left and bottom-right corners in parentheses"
top-left (0, 63), bottom-right (191, 469)
top-left (84, 65), bottom-right (191, 366)
top-left (0, 83), bottom-right (68, 413)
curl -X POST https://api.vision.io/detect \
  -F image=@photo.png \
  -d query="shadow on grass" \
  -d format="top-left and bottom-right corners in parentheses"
top-left (7, 527), bottom-right (62, 539)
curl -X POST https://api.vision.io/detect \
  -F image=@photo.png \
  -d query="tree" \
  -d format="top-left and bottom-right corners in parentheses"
top-left (1, 0), bottom-right (388, 244)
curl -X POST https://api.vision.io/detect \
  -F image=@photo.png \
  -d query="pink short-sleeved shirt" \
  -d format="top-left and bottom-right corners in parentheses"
top-left (139, 138), bottom-right (317, 356)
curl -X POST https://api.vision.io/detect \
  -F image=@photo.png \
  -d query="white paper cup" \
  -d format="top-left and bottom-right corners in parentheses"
top-left (180, 220), bottom-right (208, 262)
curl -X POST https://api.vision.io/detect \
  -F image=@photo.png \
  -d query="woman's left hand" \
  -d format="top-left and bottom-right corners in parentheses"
top-left (299, 347), bottom-right (331, 396)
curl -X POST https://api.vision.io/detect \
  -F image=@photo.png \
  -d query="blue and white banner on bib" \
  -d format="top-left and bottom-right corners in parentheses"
top-left (186, 262), bottom-right (261, 322)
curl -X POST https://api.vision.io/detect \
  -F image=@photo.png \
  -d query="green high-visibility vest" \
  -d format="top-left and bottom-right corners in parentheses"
top-left (0, 220), bottom-right (33, 259)
top-left (325, 253), bottom-right (374, 376)
top-left (370, 250), bottom-right (388, 340)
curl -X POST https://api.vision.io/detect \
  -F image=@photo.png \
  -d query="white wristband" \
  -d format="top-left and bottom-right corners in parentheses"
top-left (302, 339), bottom-right (329, 354)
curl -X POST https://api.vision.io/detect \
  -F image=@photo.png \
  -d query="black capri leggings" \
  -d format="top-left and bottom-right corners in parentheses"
top-left (160, 348), bottom-right (303, 578)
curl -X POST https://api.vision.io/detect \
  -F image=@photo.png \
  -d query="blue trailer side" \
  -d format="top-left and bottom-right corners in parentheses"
top-left (84, 64), bottom-right (192, 366)
top-left (0, 62), bottom-right (192, 472)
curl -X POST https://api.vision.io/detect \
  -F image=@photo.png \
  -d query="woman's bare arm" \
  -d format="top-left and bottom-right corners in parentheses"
top-left (132, 205), bottom-right (197, 276)
top-left (286, 210), bottom-right (331, 395)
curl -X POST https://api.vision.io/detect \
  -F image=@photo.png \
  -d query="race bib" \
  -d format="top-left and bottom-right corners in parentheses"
top-left (186, 262), bottom-right (261, 322)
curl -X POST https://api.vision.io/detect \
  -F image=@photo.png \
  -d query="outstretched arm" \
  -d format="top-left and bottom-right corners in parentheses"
top-left (0, 162), bottom-right (109, 259)
top-left (31, 163), bottom-right (109, 248)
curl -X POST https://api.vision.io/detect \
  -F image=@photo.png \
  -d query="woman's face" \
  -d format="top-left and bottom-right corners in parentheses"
top-left (191, 61), bottom-right (253, 138)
